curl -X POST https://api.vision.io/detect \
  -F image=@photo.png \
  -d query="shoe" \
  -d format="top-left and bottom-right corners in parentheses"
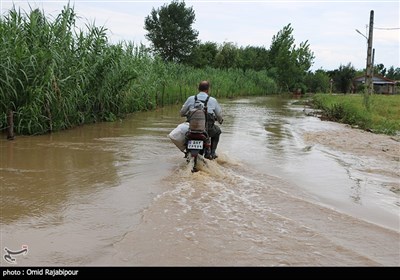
top-left (204, 148), bottom-right (211, 159)
top-left (209, 149), bottom-right (218, 160)
top-left (205, 153), bottom-right (217, 160)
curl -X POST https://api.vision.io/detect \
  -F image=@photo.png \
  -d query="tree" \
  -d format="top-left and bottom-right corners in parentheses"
top-left (184, 41), bottom-right (218, 68)
top-left (214, 42), bottom-right (239, 69)
top-left (268, 24), bottom-right (314, 92)
top-left (237, 46), bottom-right (269, 72)
top-left (328, 63), bottom-right (356, 93)
top-left (144, 0), bottom-right (199, 63)
top-left (374, 63), bottom-right (386, 77)
top-left (386, 66), bottom-right (400, 80)
top-left (305, 69), bottom-right (331, 93)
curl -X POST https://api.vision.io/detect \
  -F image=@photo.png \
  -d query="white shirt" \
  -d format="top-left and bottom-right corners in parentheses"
top-left (180, 92), bottom-right (223, 123)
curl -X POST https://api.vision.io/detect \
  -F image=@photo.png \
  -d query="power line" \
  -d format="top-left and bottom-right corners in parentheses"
top-left (374, 27), bottom-right (400, 30)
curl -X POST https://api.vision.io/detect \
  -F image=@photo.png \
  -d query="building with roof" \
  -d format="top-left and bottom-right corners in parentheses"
top-left (353, 75), bottom-right (398, 94)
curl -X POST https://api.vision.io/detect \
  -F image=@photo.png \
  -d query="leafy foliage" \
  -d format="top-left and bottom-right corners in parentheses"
top-left (268, 24), bottom-right (315, 92)
top-left (328, 63), bottom-right (356, 93)
top-left (5, 2), bottom-right (397, 137)
top-left (237, 46), bottom-right (269, 72)
top-left (304, 70), bottom-right (331, 93)
top-left (144, 0), bottom-right (199, 62)
top-left (184, 41), bottom-right (218, 68)
top-left (0, 4), bottom-right (145, 135)
top-left (214, 42), bottom-right (239, 69)
top-left (0, 4), bottom-right (278, 136)
top-left (386, 66), bottom-right (400, 80)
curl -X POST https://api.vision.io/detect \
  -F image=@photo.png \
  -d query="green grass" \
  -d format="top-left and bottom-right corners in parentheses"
top-left (312, 94), bottom-right (400, 135)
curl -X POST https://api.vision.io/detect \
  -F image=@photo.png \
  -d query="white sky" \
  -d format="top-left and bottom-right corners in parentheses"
top-left (1, 0), bottom-right (399, 71)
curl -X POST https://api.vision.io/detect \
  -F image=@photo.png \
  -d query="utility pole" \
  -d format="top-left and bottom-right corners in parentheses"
top-left (365, 10), bottom-right (374, 103)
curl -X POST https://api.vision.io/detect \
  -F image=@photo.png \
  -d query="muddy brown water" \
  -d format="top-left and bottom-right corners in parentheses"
top-left (1, 96), bottom-right (399, 266)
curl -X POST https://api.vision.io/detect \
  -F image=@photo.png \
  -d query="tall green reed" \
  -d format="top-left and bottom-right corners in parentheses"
top-left (0, 4), bottom-right (277, 136)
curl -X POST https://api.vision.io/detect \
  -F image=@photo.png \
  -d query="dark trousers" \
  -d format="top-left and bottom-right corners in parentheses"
top-left (207, 123), bottom-right (221, 152)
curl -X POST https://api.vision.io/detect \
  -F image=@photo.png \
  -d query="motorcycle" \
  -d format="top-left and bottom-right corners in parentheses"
top-left (168, 121), bottom-right (210, 173)
top-left (185, 130), bottom-right (211, 173)
top-left (168, 102), bottom-right (215, 173)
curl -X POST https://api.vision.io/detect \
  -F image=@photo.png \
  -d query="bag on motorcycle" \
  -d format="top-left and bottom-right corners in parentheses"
top-left (188, 108), bottom-right (206, 131)
top-left (168, 122), bottom-right (189, 152)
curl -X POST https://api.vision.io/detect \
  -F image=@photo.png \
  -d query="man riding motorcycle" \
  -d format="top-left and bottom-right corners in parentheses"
top-left (180, 81), bottom-right (223, 159)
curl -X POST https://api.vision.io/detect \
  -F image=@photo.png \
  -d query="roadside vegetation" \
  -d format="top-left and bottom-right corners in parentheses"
top-left (312, 94), bottom-right (400, 135)
top-left (1, 2), bottom-right (399, 137)
top-left (0, 5), bottom-right (276, 135)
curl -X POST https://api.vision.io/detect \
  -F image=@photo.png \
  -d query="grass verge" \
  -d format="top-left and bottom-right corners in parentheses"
top-left (312, 93), bottom-right (400, 135)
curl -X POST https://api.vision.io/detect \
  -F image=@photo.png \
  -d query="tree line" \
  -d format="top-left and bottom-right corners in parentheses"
top-left (145, 1), bottom-right (315, 93)
top-left (145, 1), bottom-right (399, 94)
top-left (1, 1), bottom-right (399, 136)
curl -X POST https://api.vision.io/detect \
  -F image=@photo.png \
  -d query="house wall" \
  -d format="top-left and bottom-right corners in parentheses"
top-left (354, 81), bottom-right (397, 94)
top-left (373, 84), bottom-right (397, 94)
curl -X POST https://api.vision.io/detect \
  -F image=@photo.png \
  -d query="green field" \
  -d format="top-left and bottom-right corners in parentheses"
top-left (312, 94), bottom-right (400, 135)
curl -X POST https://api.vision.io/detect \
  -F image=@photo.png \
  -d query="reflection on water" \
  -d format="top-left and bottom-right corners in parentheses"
top-left (1, 136), bottom-right (119, 223)
top-left (0, 106), bottom-right (184, 265)
top-left (1, 96), bottom-right (398, 266)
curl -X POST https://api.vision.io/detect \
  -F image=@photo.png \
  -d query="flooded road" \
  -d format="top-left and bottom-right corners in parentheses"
top-left (1, 96), bottom-right (399, 266)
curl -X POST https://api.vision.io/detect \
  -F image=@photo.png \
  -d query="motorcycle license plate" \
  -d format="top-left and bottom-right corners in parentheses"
top-left (187, 140), bottom-right (203, 149)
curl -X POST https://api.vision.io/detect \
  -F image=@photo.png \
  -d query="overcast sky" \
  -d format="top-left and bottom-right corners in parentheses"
top-left (1, 0), bottom-right (399, 71)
